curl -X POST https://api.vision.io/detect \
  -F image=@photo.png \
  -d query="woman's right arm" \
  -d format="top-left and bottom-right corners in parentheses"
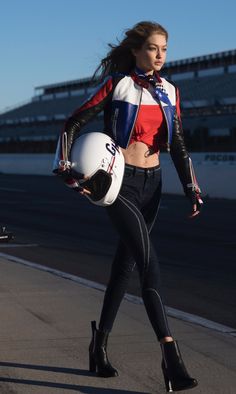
top-left (52, 76), bottom-right (114, 183)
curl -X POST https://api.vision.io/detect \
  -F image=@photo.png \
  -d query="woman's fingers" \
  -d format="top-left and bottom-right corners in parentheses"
top-left (79, 187), bottom-right (91, 195)
top-left (189, 204), bottom-right (200, 218)
top-left (78, 176), bottom-right (92, 195)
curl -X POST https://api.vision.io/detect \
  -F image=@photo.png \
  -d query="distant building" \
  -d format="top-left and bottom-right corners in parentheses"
top-left (0, 49), bottom-right (236, 153)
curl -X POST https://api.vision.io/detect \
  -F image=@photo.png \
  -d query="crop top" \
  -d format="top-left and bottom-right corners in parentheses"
top-left (129, 83), bottom-right (167, 152)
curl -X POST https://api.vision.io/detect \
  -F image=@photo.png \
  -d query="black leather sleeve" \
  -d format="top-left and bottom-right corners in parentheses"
top-left (170, 113), bottom-right (200, 195)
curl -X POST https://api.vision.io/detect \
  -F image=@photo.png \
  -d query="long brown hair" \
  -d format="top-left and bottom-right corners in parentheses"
top-left (94, 21), bottom-right (168, 80)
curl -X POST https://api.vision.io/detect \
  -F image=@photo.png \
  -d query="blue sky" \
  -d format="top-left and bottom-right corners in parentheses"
top-left (1, 0), bottom-right (236, 112)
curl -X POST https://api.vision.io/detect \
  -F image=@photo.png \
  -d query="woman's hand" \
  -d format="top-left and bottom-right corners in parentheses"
top-left (56, 163), bottom-right (91, 196)
top-left (189, 203), bottom-right (201, 219)
top-left (186, 187), bottom-right (203, 219)
top-left (78, 187), bottom-right (91, 196)
top-left (75, 176), bottom-right (92, 196)
top-left (56, 162), bottom-right (92, 197)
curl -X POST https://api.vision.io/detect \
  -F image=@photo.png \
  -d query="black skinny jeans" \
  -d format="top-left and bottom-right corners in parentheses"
top-left (99, 163), bottom-right (171, 341)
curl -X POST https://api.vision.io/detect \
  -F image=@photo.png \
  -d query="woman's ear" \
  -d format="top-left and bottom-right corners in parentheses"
top-left (131, 48), bottom-right (137, 57)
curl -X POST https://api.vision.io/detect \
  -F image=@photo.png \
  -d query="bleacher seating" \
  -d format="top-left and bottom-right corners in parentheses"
top-left (176, 72), bottom-right (236, 103)
top-left (0, 49), bottom-right (235, 153)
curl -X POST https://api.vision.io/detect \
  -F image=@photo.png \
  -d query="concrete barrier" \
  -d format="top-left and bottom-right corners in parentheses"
top-left (161, 152), bottom-right (236, 199)
top-left (0, 153), bottom-right (235, 199)
top-left (0, 154), bottom-right (53, 176)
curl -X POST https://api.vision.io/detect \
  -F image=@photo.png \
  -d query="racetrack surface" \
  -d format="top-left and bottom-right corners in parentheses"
top-left (0, 174), bottom-right (235, 328)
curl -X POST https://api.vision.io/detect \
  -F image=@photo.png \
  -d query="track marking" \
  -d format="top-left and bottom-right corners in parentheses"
top-left (0, 243), bottom-right (38, 248)
top-left (0, 251), bottom-right (235, 337)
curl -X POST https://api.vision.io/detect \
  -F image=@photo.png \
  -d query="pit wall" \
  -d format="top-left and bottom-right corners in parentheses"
top-left (0, 152), bottom-right (235, 199)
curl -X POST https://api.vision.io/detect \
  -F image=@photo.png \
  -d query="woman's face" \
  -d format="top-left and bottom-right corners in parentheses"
top-left (133, 33), bottom-right (167, 75)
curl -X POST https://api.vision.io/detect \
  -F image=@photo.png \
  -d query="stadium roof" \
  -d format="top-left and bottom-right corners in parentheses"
top-left (35, 76), bottom-right (93, 92)
top-left (35, 49), bottom-right (236, 94)
top-left (165, 48), bottom-right (236, 67)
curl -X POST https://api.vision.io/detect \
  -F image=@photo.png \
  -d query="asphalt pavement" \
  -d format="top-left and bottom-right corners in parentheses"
top-left (0, 174), bottom-right (235, 328)
top-left (0, 254), bottom-right (235, 394)
top-left (0, 174), bottom-right (235, 393)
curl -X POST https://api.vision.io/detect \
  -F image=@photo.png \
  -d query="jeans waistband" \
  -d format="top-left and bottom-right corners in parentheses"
top-left (125, 163), bottom-right (161, 177)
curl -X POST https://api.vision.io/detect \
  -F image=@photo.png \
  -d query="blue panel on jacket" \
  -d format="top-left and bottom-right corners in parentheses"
top-left (111, 100), bottom-right (138, 148)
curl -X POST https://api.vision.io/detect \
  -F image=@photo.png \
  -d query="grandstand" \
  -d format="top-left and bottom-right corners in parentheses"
top-left (0, 49), bottom-right (236, 153)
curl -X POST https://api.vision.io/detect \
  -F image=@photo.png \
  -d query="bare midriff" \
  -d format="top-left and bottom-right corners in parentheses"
top-left (121, 141), bottom-right (160, 168)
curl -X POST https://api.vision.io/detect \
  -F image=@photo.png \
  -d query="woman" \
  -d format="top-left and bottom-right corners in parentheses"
top-left (54, 21), bottom-right (203, 392)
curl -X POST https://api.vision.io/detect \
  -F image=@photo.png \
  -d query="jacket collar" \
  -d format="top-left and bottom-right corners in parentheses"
top-left (130, 67), bottom-right (162, 88)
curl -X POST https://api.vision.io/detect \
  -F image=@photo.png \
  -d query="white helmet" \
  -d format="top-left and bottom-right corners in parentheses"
top-left (71, 132), bottom-right (125, 206)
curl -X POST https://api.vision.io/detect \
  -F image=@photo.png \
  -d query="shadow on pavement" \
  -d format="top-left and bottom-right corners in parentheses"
top-left (0, 361), bottom-right (91, 376)
top-left (0, 361), bottom-right (150, 393)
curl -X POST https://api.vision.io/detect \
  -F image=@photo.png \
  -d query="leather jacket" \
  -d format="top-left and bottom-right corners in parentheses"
top-left (53, 71), bottom-right (201, 196)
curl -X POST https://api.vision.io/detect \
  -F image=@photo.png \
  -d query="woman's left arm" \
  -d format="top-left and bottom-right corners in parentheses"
top-left (52, 76), bottom-right (115, 192)
top-left (170, 88), bottom-right (203, 218)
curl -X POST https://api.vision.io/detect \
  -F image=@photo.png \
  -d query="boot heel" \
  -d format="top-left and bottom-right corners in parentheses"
top-left (89, 321), bottom-right (97, 373)
top-left (88, 320), bottom-right (118, 378)
top-left (163, 369), bottom-right (173, 392)
top-left (160, 341), bottom-right (197, 392)
top-left (89, 354), bottom-right (96, 373)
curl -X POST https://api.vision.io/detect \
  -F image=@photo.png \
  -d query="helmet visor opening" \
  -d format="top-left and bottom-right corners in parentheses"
top-left (82, 170), bottom-right (112, 201)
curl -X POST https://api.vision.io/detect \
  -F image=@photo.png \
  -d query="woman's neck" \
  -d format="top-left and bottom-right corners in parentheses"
top-left (135, 66), bottom-right (154, 76)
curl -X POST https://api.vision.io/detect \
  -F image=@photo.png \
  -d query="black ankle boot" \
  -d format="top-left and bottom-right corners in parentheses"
top-left (160, 341), bottom-right (198, 392)
top-left (89, 321), bottom-right (118, 377)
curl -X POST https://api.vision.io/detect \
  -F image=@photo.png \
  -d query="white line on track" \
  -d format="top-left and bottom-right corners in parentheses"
top-left (0, 243), bottom-right (38, 248)
top-left (0, 251), bottom-right (235, 337)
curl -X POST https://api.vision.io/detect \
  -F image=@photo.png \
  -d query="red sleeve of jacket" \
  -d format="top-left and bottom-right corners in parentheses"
top-left (71, 76), bottom-right (113, 119)
top-left (176, 87), bottom-right (181, 119)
